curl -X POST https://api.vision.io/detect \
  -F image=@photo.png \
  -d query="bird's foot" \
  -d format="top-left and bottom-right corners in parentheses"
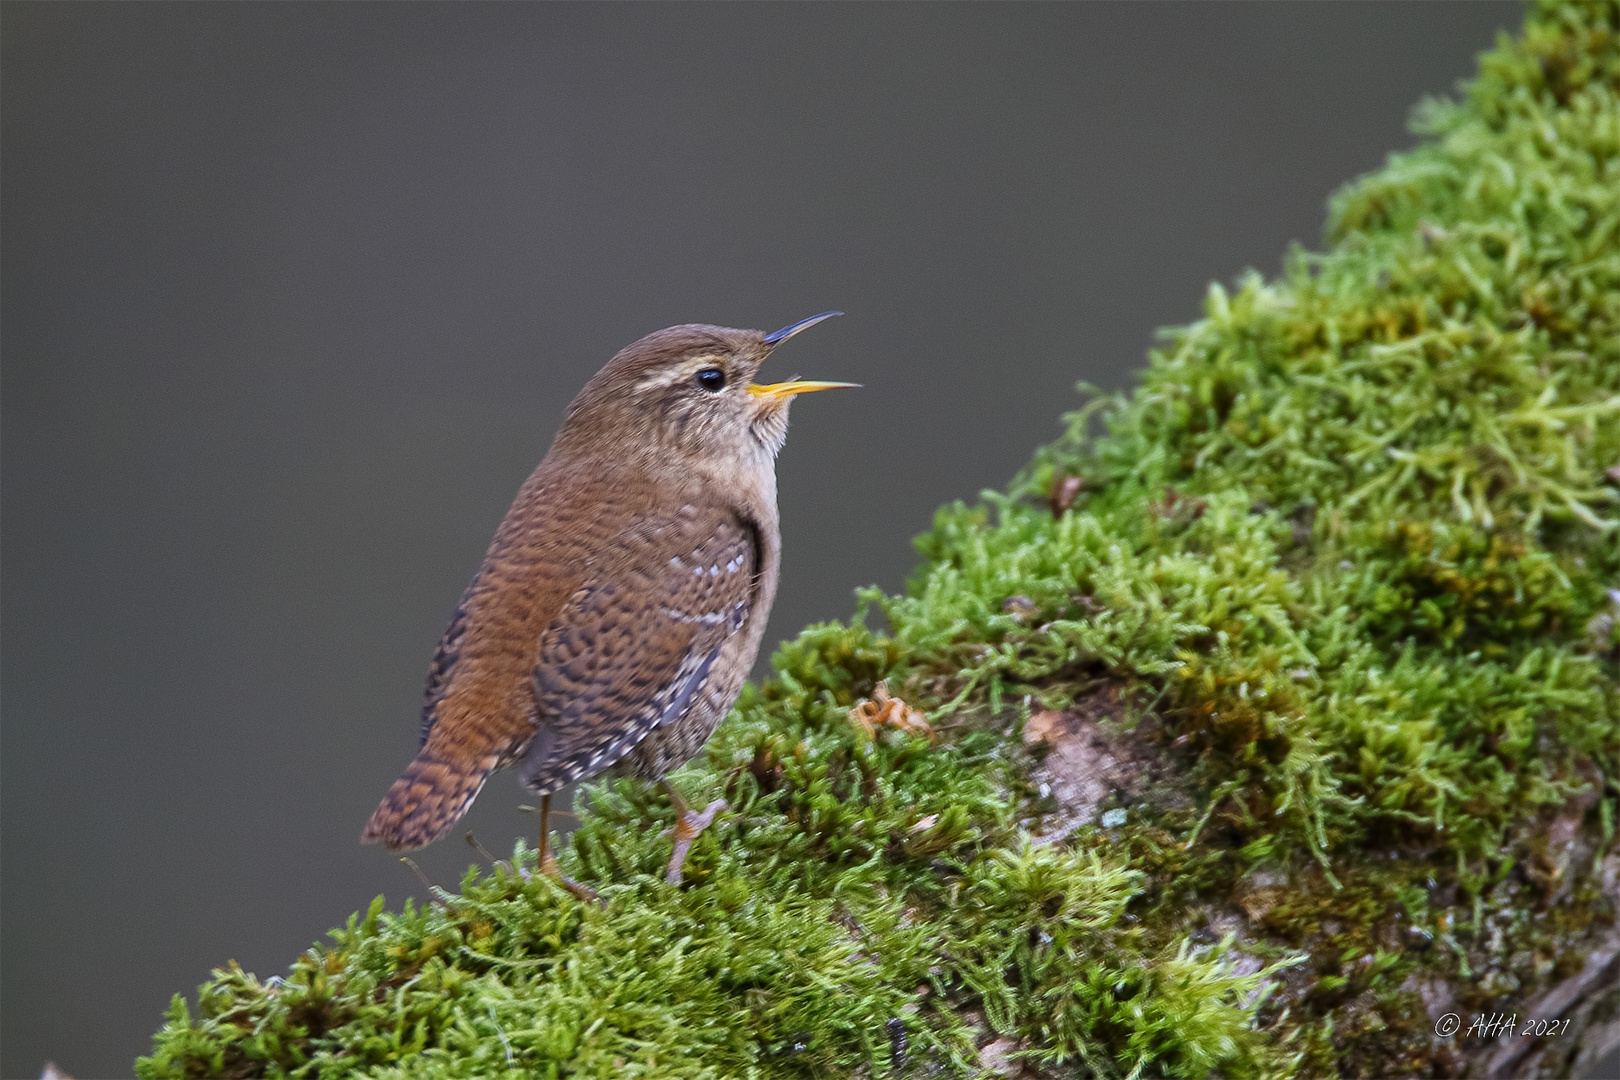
top-left (664, 798), bottom-right (726, 886)
top-left (532, 849), bottom-right (600, 903)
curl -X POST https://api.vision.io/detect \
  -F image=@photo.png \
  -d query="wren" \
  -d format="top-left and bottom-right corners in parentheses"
top-left (362, 312), bottom-right (852, 886)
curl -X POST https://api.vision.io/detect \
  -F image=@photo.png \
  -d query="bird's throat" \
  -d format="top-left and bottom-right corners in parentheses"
top-left (749, 399), bottom-right (792, 459)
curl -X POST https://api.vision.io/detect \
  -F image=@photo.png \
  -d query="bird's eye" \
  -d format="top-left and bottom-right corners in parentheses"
top-left (694, 368), bottom-right (726, 392)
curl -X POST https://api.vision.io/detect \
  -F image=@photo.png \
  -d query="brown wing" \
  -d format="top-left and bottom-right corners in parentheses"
top-left (519, 506), bottom-right (756, 795)
top-left (419, 570), bottom-right (481, 747)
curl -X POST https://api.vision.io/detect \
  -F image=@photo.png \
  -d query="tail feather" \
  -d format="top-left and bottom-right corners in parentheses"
top-left (362, 750), bottom-right (495, 850)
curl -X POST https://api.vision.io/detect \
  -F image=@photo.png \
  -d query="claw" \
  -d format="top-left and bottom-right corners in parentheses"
top-left (666, 798), bottom-right (726, 886)
top-left (527, 846), bottom-right (600, 903)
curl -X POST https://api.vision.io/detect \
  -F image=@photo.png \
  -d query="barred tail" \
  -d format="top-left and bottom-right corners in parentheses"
top-left (361, 749), bottom-right (496, 851)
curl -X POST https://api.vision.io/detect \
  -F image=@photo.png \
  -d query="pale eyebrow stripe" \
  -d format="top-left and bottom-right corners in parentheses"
top-left (633, 356), bottom-right (727, 392)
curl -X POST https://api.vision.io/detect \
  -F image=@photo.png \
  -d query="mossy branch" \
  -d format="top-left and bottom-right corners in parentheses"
top-left (141, 3), bottom-right (1620, 1077)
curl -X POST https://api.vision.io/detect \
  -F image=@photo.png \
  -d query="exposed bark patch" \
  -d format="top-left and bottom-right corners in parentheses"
top-left (1023, 683), bottom-right (1194, 843)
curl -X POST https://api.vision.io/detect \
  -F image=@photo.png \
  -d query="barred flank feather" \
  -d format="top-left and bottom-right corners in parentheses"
top-left (361, 750), bottom-right (494, 851)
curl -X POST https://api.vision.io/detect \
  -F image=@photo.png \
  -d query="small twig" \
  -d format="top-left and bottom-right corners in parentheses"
top-left (1486, 929), bottom-right (1620, 1079)
top-left (464, 832), bottom-right (513, 875)
top-left (518, 802), bottom-right (579, 822)
top-left (398, 857), bottom-right (449, 908)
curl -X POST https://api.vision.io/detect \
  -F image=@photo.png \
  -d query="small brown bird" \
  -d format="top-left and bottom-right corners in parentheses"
top-left (362, 312), bottom-right (852, 886)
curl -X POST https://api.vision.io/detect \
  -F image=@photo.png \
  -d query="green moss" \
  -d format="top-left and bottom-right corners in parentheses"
top-left (141, 3), bottom-right (1620, 1077)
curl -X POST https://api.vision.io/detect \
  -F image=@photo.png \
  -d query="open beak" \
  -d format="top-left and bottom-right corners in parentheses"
top-left (747, 379), bottom-right (861, 400)
top-left (752, 311), bottom-right (857, 400)
top-left (763, 310), bottom-right (843, 346)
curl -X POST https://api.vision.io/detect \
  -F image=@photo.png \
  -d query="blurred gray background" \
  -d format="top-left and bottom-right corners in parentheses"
top-left (3, 3), bottom-right (1519, 1076)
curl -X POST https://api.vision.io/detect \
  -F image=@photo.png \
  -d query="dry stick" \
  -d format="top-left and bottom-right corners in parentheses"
top-left (1486, 929), bottom-right (1620, 1079)
top-left (465, 831), bottom-right (500, 864)
top-left (518, 803), bottom-right (578, 821)
top-left (398, 857), bottom-right (448, 908)
top-left (465, 832), bottom-right (513, 876)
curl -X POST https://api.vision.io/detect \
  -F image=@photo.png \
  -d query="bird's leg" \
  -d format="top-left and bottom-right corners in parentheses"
top-left (661, 780), bottom-right (725, 886)
top-left (537, 793), bottom-right (552, 874)
top-left (530, 793), bottom-right (600, 903)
